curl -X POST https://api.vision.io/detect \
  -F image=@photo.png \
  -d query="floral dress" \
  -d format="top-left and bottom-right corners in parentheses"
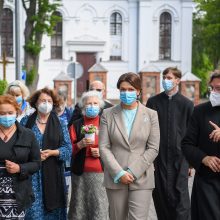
top-left (20, 116), bottom-right (72, 220)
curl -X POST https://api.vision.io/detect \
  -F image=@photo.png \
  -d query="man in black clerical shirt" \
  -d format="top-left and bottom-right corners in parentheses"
top-left (182, 72), bottom-right (220, 220)
top-left (146, 67), bottom-right (194, 220)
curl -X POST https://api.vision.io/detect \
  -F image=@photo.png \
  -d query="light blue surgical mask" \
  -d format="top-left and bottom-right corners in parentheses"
top-left (85, 105), bottom-right (100, 118)
top-left (120, 91), bottom-right (137, 105)
top-left (162, 79), bottom-right (174, 91)
top-left (16, 96), bottom-right (23, 104)
top-left (0, 115), bottom-right (17, 128)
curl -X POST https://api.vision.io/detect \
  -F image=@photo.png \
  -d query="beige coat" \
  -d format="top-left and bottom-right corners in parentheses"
top-left (99, 102), bottom-right (160, 190)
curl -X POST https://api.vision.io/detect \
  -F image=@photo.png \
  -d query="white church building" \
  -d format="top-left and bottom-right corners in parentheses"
top-left (0, 0), bottom-right (194, 101)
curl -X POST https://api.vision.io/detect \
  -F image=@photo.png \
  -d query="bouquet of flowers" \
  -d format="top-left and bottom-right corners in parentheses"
top-left (81, 124), bottom-right (97, 134)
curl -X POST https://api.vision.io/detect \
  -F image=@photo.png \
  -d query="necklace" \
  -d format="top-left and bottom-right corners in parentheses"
top-left (36, 117), bottom-right (47, 125)
top-left (0, 125), bottom-right (16, 141)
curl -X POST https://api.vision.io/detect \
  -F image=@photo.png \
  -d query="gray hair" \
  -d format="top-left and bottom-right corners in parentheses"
top-left (79, 90), bottom-right (105, 114)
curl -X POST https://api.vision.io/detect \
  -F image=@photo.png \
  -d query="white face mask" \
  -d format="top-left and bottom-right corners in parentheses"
top-left (209, 91), bottom-right (220, 107)
top-left (38, 102), bottom-right (53, 114)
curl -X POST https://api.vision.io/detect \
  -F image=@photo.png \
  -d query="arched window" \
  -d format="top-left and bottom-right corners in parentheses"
top-left (110, 12), bottom-right (122, 35)
top-left (51, 11), bottom-right (62, 59)
top-left (1, 8), bottom-right (13, 57)
top-left (110, 12), bottom-right (122, 61)
top-left (159, 12), bottom-right (171, 60)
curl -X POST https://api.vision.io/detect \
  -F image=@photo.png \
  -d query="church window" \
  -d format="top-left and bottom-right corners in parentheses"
top-left (110, 12), bottom-right (122, 36)
top-left (1, 8), bottom-right (13, 57)
top-left (110, 12), bottom-right (122, 61)
top-left (159, 12), bottom-right (171, 60)
top-left (51, 11), bottom-right (62, 59)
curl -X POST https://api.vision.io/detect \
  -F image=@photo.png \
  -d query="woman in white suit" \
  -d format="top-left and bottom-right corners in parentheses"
top-left (99, 72), bottom-right (160, 220)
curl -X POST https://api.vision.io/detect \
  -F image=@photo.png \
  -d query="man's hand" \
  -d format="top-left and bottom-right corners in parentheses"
top-left (202, 156), bottom-right (220, 172)
top-left (209, 121), bottom-right (220, 142)
top-left (119, 172), bottom-right (135, 184)
top-left (5, 160), bottom-right (20, 174)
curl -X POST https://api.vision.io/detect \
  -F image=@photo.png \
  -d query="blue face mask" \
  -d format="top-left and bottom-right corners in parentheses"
top-left (0, 115), bottom-right (17, 128)
top-left (162, 79), bottom-right (174, 91)
top-left (16, 96), bottom-right (23, 104)
top-left (85, 106), bottom-right (100, 118)
top-left (120, 91), bottom-right (137, 105)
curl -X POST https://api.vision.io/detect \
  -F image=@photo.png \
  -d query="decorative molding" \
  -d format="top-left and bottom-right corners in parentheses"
top-left (74, 3), bottom-right (98, 23)
top-left (67, 34), bottom-right (105, 46)
top-left (57, 6), bottom-right (70, 21)
top-left (3, 0), bottom-right (14, 11)
top-left (153, 4), bottom-right (179, 22)
top-left (103, 4), bottom-right (129, 23)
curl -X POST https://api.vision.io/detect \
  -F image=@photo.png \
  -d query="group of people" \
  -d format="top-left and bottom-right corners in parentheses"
top-left (0, 67), bottom-right (219, 220)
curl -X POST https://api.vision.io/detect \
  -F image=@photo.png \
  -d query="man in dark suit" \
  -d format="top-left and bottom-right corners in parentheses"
top-left (68, 80), bottom-right (113, 126)
top-left (182, 72), bottom-right (220, 220)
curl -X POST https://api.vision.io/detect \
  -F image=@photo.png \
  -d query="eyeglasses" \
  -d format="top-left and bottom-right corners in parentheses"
top-left (208, 86), bottom-right (220, 93)
top-left (90, 89), bottom-right (102, 92)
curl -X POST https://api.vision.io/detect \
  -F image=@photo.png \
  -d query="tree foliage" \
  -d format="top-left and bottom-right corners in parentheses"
top-left (193, 0), bottom-right (220, 96)
top-left (0, 79), bottom-right (7, 95)
top-left (21, 0), bottom-right (61, 91)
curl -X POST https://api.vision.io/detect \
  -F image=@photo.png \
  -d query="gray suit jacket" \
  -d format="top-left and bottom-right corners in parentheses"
top-left (99, 102), bottom-right (160, 190)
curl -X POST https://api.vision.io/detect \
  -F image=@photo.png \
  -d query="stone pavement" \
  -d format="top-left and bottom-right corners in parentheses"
top-left (147, 174), bottom-right (194, 220)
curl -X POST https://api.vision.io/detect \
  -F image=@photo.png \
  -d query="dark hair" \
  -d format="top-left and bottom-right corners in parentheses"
top-left (163, 67), bottom-right (182, 79)
top-left (209, 71), bottom-right (220, 84)
top-left (0, 94), bottom-right (21, 114)
top-left (28, 87), bottom-right (61, 109)
top-left (117, 72), bottom-right (141, 90)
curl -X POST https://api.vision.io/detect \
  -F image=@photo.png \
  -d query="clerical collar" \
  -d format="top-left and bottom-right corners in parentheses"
top-left (165, 91), bottom-right (178, 100)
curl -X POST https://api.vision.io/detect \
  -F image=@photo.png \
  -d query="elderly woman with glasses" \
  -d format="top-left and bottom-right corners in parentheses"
top-left (20, 87), bottom-right (72, 220)
top-left (68, 90), bottom-right (109, 220)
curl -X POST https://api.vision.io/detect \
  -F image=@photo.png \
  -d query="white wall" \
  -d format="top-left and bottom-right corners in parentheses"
top-left (1, 0), bottom-right (194, 99)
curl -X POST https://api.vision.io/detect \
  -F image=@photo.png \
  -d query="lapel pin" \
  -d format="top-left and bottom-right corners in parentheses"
top-left (144, 117), bottom-right (149, 122)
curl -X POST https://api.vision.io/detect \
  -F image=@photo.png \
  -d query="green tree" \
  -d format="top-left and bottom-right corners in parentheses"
top-left (0, 79), bottom-right (7, 95)
top-left (192, 12), bottom-right (213, 96)
top-left (197, 0), bottom-right (220, 69)
top-left (21, 0), bottom-right (61, 92)
top-left (192, 0), bottom-right (220, 96)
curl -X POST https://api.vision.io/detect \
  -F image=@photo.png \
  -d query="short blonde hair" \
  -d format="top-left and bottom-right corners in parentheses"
top-left (6, 80), bottom-right (30, 99)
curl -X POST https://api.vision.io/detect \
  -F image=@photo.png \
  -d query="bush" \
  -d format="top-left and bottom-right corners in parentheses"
top-left (0, 80), bottom-right (7, 95)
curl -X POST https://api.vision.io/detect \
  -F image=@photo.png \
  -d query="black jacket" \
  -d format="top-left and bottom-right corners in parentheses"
top-left (11, 122), bottom-right (41, 212)
top-left (182, 101), bottom-right (220, 178)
